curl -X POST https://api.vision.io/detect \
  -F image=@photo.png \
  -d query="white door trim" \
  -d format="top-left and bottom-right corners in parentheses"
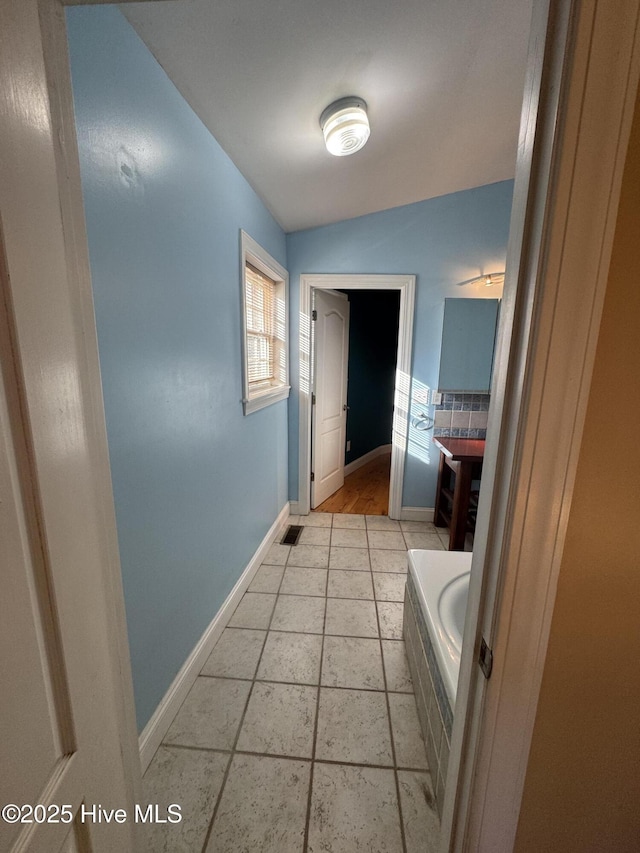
top-left (1, 0), bottom-right (141, 844)
top-left (442, 1), bottom-right (640, 850)
top-left (43, 0), bottom-right (142, 806)
top-left (298, 274), bottom-right (415, 518)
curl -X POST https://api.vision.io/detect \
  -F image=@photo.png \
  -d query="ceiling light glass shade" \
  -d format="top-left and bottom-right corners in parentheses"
top-left (320, 97), bottom-right (370, 156)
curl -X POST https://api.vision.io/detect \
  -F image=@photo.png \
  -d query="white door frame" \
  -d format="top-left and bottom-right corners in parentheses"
top-left (1, 0), bottom-right (142, 845)
top-left (298, 274), bottom-right (415, 518)
top-left (442, 1), bottom-right (640, 850)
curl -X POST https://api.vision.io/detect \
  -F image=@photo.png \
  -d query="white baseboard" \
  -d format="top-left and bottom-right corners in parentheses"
top-left (399, 506), bottom-right (435, 522)
top-left (138, 502), bottom-right (290, 772)
top-left (344, 443), bottom-right (392, 477)
top-left (289, 500), bottom-right (303, 516)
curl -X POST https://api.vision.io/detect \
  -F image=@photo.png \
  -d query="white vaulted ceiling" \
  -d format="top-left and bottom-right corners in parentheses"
top-left (121, 0), bottom-right (533, 232)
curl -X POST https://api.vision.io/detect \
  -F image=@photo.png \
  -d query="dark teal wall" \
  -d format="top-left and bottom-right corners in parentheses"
top-left (67, 7), bottom-right (288, 731)
top-left (342, 291), bottom-right (400, 465)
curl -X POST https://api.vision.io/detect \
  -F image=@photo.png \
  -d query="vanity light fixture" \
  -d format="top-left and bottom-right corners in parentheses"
top-left (482, 272), bottom-right (504, 287)
top-left (456, 271), bottom-right (506, 288)
top-left (320, 97), bottom-right (370, 156)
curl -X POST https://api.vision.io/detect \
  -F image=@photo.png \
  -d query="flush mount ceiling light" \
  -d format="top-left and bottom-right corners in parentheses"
top-left (320, 97), bottom-right (370, 157)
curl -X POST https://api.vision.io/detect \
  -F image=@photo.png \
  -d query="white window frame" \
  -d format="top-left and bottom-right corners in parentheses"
top-left (240, 230), bottom-right (290, 415)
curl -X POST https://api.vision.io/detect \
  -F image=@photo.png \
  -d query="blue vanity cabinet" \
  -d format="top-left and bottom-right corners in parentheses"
top-left (438, 298), bottom-right (500, 393)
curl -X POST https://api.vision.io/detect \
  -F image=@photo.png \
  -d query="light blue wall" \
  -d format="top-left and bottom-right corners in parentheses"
top-left (67, 6), bottom-right (288, 730)
top-left (286, 181), bottom-right (514, 508)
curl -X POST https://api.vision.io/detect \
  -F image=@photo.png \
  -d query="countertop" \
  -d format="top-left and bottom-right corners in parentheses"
top-left (433, 436), bottom-right (486, 462)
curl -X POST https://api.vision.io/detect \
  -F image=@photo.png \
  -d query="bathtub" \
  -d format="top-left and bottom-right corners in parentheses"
top-left (408, 549), bottom-right (471, 706)
top-left (403, 548), bottom-right (471, 816)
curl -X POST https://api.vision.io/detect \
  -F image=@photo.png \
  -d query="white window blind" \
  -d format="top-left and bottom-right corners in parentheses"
top-left (240, 230), bottom-right (289, 415)
top-left (245, 263), bottom-right (276, 387)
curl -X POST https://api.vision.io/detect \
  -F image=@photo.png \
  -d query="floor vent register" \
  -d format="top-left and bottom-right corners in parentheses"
top-left (281, 525), bottom-right (304, 546)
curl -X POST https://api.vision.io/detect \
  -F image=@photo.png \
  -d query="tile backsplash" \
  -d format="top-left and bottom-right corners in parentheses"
top-left (433, 392), bottom-right (489, 439)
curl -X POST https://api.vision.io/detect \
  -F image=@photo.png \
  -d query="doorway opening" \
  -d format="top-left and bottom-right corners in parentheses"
top-left (297, 274), bottom-right (416, 520)
top-left (314, 447), bottom-right (392, 515)
top-left (312, 288), bottom-right (401, 516)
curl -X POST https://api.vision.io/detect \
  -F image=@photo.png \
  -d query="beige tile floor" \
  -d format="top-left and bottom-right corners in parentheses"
top-left (142, 513), bottom-right (448, 853)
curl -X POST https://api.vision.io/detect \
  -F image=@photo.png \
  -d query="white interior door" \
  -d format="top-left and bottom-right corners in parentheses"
top-left (311, 289), bottom-right (350, 508)
top-left (0, 2), bottom-right (138, 850)
top-left (0, 323), bottom-right (135, 853)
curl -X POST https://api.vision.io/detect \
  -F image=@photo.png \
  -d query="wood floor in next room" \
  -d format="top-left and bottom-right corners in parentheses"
top-left (315, 450), bottom-right (391, 515)
top-left (141, 513), bottom-right (449, 852)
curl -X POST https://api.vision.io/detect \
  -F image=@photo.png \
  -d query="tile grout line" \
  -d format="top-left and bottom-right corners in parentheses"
top-left (240, 587), bottom-right (410, 600)
top-left (199, 548), bottom-right (289, 853)
top-left (213, 626), bottom-right (406, 640)
top-left (268, 562), bottom-right (410, 573)
top-left (197, 672), bottom-right (412, 693)
top-left (374, 555), bottom-right (409, 853)
top-left (302, 532), bottom-right (330, 853)
top-left (275, 591), bottom-right (406, 603)
top-left (153, 741), bottom-right (430, 775)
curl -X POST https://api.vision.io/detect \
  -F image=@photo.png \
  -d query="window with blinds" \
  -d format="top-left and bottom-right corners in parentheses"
top-left (245, 263), bottom-right (276, 388)
top-left (240, 231), bottom-right (289, 415)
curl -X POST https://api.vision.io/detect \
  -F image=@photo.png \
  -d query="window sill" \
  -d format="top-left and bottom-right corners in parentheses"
top-left (243, 385), bottom-right (290, 415)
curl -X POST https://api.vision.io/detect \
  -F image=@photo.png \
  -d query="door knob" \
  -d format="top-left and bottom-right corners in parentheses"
top-left (343, 404), bottom-right (350, 411)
